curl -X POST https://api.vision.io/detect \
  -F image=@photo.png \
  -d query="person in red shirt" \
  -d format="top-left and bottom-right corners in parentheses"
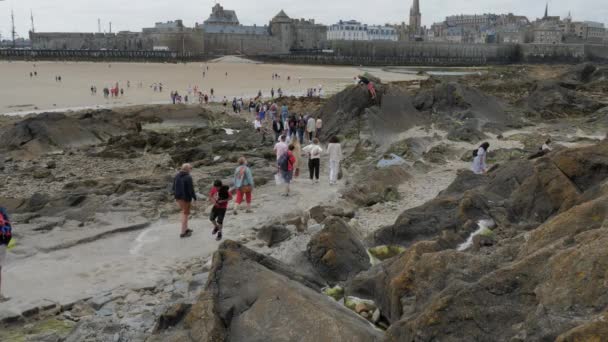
top-left (279, 145), bottom-right (297, 197)
top-left (209, 180), bottom-right (232, 241)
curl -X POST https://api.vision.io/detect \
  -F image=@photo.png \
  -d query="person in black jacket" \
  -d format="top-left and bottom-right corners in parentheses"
top-left (272, 118), bottom-right (284, 142)
top-left (173, 163), bottom-right (197, 238)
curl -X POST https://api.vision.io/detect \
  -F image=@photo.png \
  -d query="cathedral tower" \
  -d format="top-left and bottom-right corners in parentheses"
top-left (409, 0), bottom-right (422, 35)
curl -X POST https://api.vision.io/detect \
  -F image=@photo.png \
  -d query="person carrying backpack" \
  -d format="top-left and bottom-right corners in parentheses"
top-left (278, 145), bottom-right (297, 196)
top-left (0, 207), bottom-right (12, 302)
top-left (209, 180), bottom-right (232, 241)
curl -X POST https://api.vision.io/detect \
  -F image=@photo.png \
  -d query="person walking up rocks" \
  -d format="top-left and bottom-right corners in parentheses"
top-left (209, 180), bottom-right (232, 241)
top-left (303, 138), bottom-right (323, 183)
top-left (306, 116), bottom-right (316, 143)
top-left (278, 144), bottom-right (297, 196)
top-left (233, 157), bottom-right (255, 214)
top-left (0, 207), bottom-right (12, 302)
top-left (173, 163), bottom-right (197, 238)
top-left (327, 136), bottom-right (343, 185)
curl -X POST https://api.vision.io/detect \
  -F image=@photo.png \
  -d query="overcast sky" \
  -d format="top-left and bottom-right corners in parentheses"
top-left (1, 0), bottom-right (606, 39)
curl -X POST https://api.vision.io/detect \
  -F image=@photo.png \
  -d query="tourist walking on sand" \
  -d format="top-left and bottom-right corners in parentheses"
top-left (233, 157), bottom-right (255, 214)
top-left (0, 207), bottom-right (12, 302)
top-left (173, 163), bottom-right (197, 238)
top-left (327, 136), bottom-right (343, 185)
top-left (209, 180), bottom-right (232, 241)
top-left (278, 144), bottom-right (297, 196)
top-left (303, 138), bottom-right (323, 184)
top-left (306, 115), bottom-right (316, 142)
top-left (472, 142), bottom-right (490, 175)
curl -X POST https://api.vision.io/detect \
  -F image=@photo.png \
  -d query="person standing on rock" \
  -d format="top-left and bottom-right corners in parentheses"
top-left (173, 164), bottom-right (197, 238)
top-left (327, 136), bottom-right (343, 185)
top-left (472, 142), bottom-right (490, 175)
top-left (209, 180), bottom-right (232, 241)
top-left (306, 116), bottom-right (316, 143)
top-left (0, 206), bottom-right (13, 302)
top-left (303, 138), bottom-right (323, 184)
top-left (358, 75), bottom-right (376, 100)
top-left (233, 157), bottom-right (255, 215)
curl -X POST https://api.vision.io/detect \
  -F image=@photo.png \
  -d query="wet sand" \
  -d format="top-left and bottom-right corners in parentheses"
top-left (0, 58), bottom-right (423, 115)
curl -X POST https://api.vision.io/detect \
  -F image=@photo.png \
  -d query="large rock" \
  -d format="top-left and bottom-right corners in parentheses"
top-left (373, 142), bottom-right (608, 247)
top-left (256, 224), bottom-right (292, 247)
top-left (153, 241), bottom-right (383, 342)
top-left (344, 166), bottom-right (410, 207)
top-left (524, 80), bottom-right (603, 118)
top-left (347, 141), bottom-right (608, 341)
top-left (307, 217), bottom-right (371, 284)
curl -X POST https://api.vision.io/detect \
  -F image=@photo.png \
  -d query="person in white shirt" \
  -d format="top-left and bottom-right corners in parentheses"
top-left (306, 117), bottom-right (316, 142)
top-left (303, 138), bottom-right (323, 183)
top-left (472, 142), bottom-right (490, 175)
top-left (315, 118), bottom-right (323, 140)
top-left (274, 135), bottom-right (288, 161)
top-left (327, 136), bottom-right (343, 185)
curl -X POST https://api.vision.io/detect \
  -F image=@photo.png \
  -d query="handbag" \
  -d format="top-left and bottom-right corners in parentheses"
top-left (238, 166), bottom-right (252, 193)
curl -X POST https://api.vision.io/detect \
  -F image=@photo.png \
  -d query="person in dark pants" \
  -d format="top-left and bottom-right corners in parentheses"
top-left (172, 163), bottom-right (197, 238)
top-left (208, 180), bottom-right (232, 241)
top-left (272, 118), bottom-right (284, 142)
top-left (303, 138), bottom-right (323, 184)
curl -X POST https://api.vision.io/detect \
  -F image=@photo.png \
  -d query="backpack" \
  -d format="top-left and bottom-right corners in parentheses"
top-left (278, 152), bottom-right (291, 172)
top-left (472, 149), bottom-right (478, 157)
top-left (298, 119), bottom-right (306, 129)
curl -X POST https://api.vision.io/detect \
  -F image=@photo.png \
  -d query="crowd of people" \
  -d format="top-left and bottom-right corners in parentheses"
top-left (171, 111), bottom-right (343, 241)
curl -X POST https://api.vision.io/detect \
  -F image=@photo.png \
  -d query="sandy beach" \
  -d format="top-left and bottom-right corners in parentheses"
top-left (0, 57), bottom-right (423, 116)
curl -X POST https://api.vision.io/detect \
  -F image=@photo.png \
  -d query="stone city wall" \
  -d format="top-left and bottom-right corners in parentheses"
top-left (30, 31), bottom-right (205, 54)
top-left (519, 43), bottom-right (588, 63)
top-left (204, 33), bottom-right (284, 55)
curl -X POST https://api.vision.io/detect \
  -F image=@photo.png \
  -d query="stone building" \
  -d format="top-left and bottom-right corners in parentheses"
top-left (29, 3), bottom-right (326, 55)
top-left (201, 4), bottom-right (326, 54)
top-left (534, 21), bottom-right (563, 44)
top-left (327, 20), bottom-right (398, 41)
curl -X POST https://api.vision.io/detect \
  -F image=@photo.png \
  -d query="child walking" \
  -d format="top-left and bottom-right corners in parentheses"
top-left (209, 180), bottom-right (232, 241)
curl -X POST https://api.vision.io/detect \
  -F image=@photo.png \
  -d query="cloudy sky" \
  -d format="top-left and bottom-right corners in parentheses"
top-left (0, 0), bottom-right (606, 38)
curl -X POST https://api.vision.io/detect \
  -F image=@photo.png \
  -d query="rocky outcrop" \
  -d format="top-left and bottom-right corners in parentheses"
top-left (373, 141), bottom-right (608, 247)
top-left (154, 241), bottom-right (383, 342)
top-left (0, 110), bottom-right (138, 155)
top-left (523, 80), bottom-right (603, 118)
top-left (307, 217), bottom-right (371, 284)
top-left (315, 83), bottom-right (428, 144)
top-left (347, 140), bottom-right (608, 341)
top-left (344, 166), bottom-right (410, 207)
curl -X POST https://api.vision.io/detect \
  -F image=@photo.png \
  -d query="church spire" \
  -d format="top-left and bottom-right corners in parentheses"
top-left (544, 2), bottom-right (548, 18)
top-left (413, 0), bottom-right (420, 14)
